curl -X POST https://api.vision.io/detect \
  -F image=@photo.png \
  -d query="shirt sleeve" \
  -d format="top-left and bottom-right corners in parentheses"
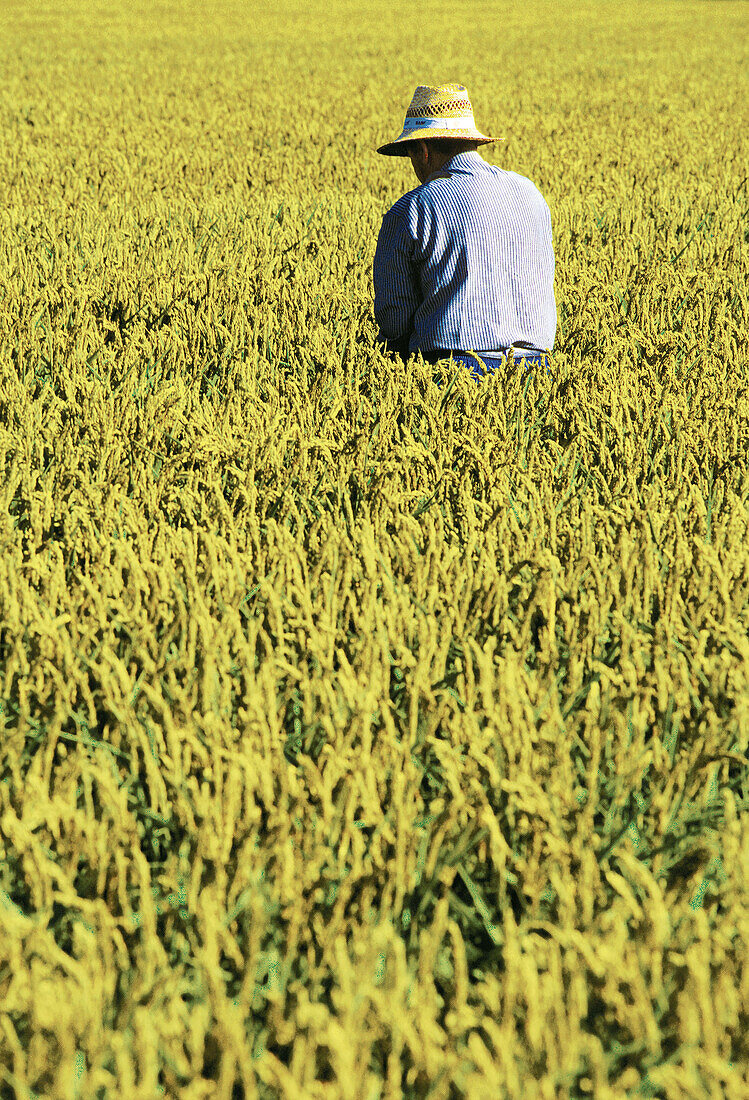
top-left (373, 206), bottom-right (420, 357)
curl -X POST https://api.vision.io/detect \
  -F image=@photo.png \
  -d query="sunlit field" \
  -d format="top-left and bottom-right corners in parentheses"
top-left (0, 1), bottom-right (747, 1097)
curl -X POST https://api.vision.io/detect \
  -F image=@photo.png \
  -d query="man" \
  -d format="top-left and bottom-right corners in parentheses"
top-left (373, 83), bottom-right (556, 382)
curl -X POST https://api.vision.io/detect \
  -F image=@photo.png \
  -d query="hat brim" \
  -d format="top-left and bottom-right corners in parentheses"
top-left (377, 129), bottom-right (501, 156)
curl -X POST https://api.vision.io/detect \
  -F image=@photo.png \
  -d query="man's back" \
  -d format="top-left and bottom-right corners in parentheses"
top-left (373, 151), bottom-right (556, 359)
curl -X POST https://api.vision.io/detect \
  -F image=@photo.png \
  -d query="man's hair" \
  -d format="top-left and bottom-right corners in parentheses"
top-left (420, 137), bottom-right (482, 157)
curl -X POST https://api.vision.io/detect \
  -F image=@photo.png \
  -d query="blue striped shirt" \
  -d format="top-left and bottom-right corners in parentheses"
top-left (373, 151), bottom-right (556, 359)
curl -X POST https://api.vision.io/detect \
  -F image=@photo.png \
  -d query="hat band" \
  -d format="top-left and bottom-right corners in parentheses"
top-left (402, 115), bottom-right (476, 131)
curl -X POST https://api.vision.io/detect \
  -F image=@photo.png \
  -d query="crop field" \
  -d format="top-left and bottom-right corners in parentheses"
top-left (0, 0), bottom-right (747, 1097)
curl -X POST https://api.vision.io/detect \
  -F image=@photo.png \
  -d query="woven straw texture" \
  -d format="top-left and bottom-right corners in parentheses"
top-left (378, 82), bottom-right (500, 156)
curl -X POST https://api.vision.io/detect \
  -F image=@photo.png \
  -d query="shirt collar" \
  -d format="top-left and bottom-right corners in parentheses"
top-left (424, 150), bottom-right (484, 182)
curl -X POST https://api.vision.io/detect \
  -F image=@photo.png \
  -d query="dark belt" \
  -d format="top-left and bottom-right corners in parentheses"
top-left (424, 345), bottom-right (546, 366)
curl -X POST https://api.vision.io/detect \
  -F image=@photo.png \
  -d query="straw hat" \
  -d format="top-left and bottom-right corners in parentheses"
top-left (377, 83), bottom-right (501, 157)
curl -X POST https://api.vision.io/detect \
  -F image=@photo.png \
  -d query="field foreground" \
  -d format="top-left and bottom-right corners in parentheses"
top-left (0, 1), bottom-right (748, 1097)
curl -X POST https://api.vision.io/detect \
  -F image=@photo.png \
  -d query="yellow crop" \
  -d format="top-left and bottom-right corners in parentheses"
top-left (0, 1), bottom-right (747, 1097)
